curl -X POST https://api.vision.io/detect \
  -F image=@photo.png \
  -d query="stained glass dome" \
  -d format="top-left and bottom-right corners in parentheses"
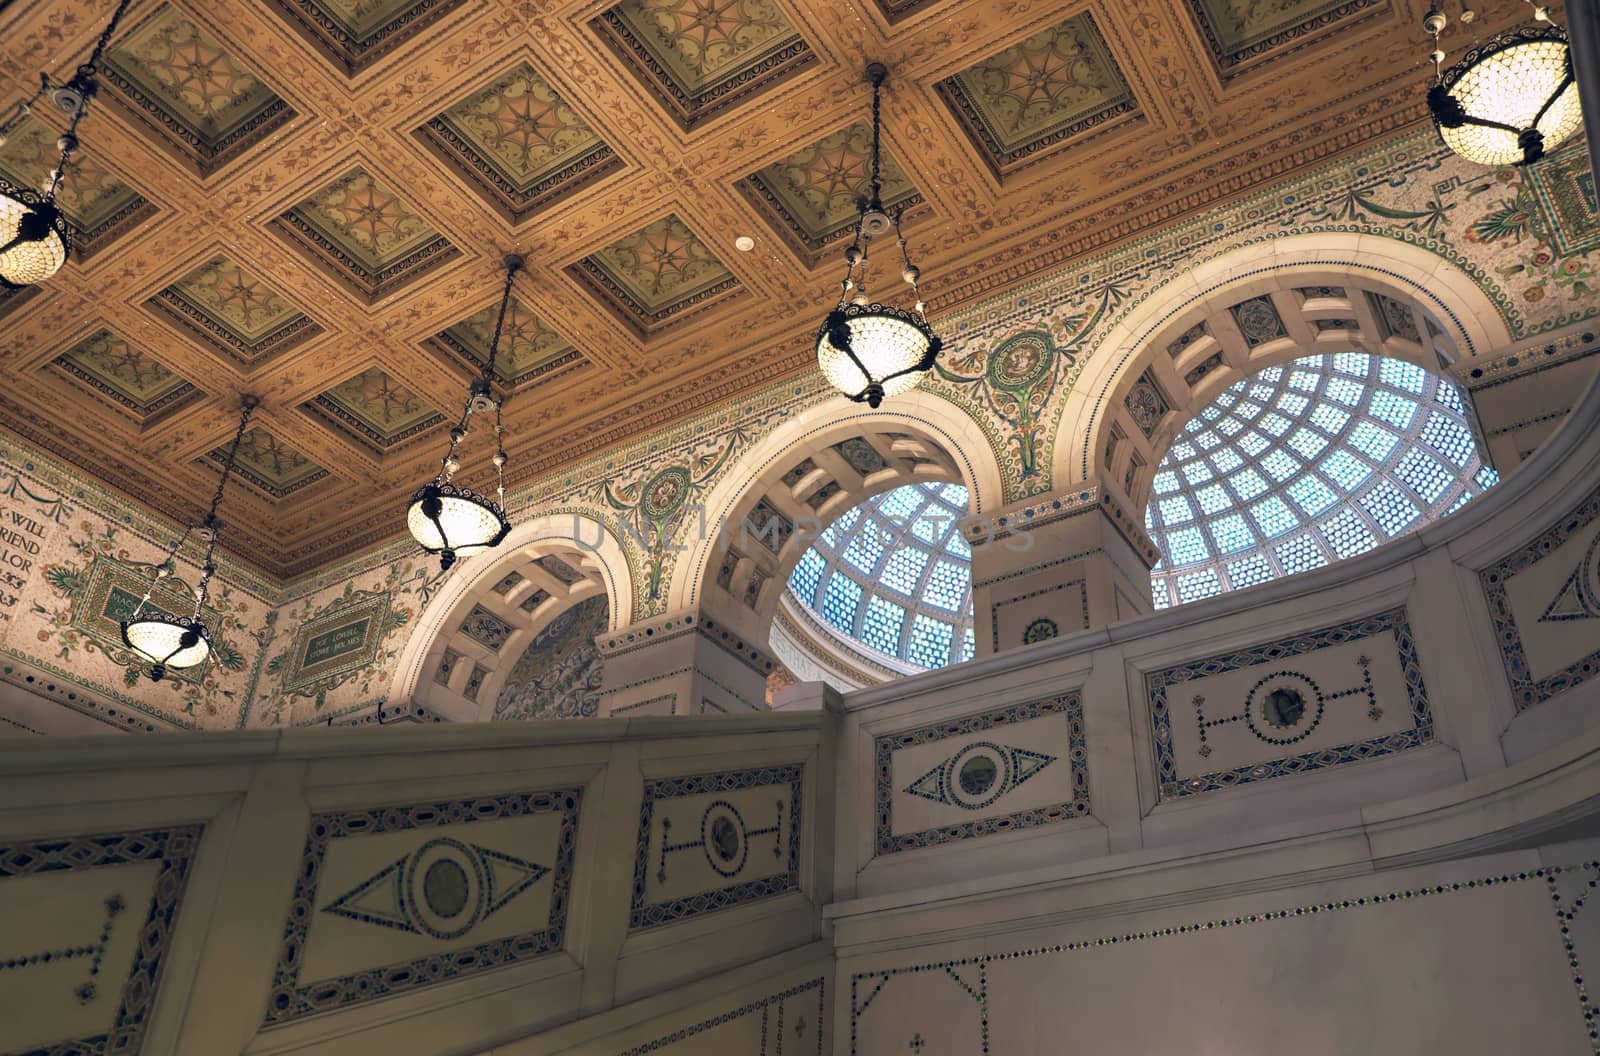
top-left (1145, 353), bottom-right (1498, 608)
top-left (786, 482), bottom-right (976, 670)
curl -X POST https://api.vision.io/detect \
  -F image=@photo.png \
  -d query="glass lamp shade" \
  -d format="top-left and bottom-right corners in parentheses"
top-left (1430, 25), bottom-right (1581, 166)
top-left (407, 481), bottom-right (510, 570)
top-left (816, 303), bottom-right (941, 408)
top-left (120, 614), bottom-right (211, 680)
top-left (0, 178), bottom-right (69, 288)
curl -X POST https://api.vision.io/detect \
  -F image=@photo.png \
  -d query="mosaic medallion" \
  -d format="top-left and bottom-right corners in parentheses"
top-left (592, 0), bottom-right (815, 130)
top-left (100, 3), bottom-right (294, 173)
top-left (1124, 371), bottom-right (1168, 438)
top-left (1230, 296), bottom-right (1286, 346)
top-left (417, 62), bottom-right (622, 220)
top-left (936, 13), bottom-right (1137, 175)
top-left (571, 214), bottom-right (739, 333)
top-left (1022, 617), bottom-right (1058, 644)
top-left (987, 332), bottom-right (1054, 392)
top-left (642, 465), bottom-right (693, 521)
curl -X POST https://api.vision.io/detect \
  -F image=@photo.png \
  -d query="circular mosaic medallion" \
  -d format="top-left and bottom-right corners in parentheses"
top-left (944, 742), bottom-right (1012, 810)
top-left (1023, 618), bottom-right (1059, 644)
top-left (987, 333), bottom-right (1053, 392)
top-left (700, 800), bottom-right (748, 877)
top-left (641, 466), bottom-right (692, 521)
top-left (403, 837), bottom-right (487, 940)
top-left (1244, 672), bottom-right (1325, 745)
top-left (1126, 382), bottom-right (1164, 432)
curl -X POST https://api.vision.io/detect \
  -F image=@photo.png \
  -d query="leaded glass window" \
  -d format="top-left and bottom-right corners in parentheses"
top-left (786, 482), bottom-right (976, 670)
top-left (1145, 353), bottom-right (1495, 607)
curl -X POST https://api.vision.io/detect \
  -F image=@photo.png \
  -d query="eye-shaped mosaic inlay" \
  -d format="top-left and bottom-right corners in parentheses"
top-left (903, 740), bottom-right (1056, 811)
top-left (322, 836), bottom-right (551, 941)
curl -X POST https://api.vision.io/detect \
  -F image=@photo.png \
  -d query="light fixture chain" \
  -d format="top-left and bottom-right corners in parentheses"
top-left (190, 399), bottom-right (255, 616)
top-left (869, 74), bottom-right (883, 206)
top-left (484, 256), bottom-right (522, 389)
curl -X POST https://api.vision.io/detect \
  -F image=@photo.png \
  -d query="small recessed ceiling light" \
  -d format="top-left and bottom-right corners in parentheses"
top-left (734, 236), bottom-right (756, 252)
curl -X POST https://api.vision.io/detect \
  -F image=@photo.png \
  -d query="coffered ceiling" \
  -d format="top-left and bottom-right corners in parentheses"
top-left (0, 0), bottom-right (1537, 579)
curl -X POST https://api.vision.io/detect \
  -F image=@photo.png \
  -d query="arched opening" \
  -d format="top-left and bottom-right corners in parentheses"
top-left (773, 481), bottom-right (975, 689)
top-left (1143, 351), bottom-right (1498, 607)
top-left (390, 514), bottom-right (633, 720)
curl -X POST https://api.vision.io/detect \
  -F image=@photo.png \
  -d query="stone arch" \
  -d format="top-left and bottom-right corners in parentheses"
top-left (1058, 232), bottom-right (1513, 513)
top-left (388, 512), bottom-right (633, 720)
top-left (669, 389), bottom-right (1003, 648)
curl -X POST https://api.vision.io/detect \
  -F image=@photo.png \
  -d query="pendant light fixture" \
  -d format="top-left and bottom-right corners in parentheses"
top-left (1425, 1), bottom-right (1582, 167)
top-left (816, 63), bottom-right (940, 409)
top-left (121, 395), bottom-right (257, 682)
top-left (406, 255), bottom-right (520, 571)
top-left (0, 0), bottom-right (136, 288)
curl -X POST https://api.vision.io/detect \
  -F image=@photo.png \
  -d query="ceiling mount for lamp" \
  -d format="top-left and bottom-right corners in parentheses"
top-left (816, 62), bottom-right (941, 410)
top-left (120, 394), bottom-right (259, 682)
top-left (406, 254), bottom-right (522, 571)
top-left (1425, 1), bottom-right (1582, 167)
top-left (0, 0), bottom-right (135, 288)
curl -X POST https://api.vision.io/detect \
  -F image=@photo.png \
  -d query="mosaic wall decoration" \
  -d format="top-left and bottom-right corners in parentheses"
top-left (306, 367), bottom-right (445, 453)
top-left (989, 578), bottom-right (1088, 653)
top-left (1188, 0), bottom-right (1383, 71)
top-left (206, 427), bottom-right (328, 499)
top-left (1525, 143), bottom-right (1600, 258)
top-left (148, 255), bottom-right (321, 367)
top-left (1481, 482), bottom-right (1600, 710)
top-left (617, 976), bottom-right (824, 1056)
top-left (629, 763), bottom-right (803, 930)
top-left (51, 329), bottom-right (200, 422)
top-left (874, 694), bottom-right (1089, 856)
top-left (0, 117), bottom-right (154, 257)
top-left (1229, 295), bottom-right (1286, 346)
top-left (268, 0), bottom-right (472, 73)
top-left (572, 213), bottom-right (740, 333)
top-left (936, 324), bottom-right (1083, 482)
top-left (850, 861), bottom-right (1597, 1055)
top-left (739, 122), bottom-right (921, 256)
top-left (277, 588), bottom-right (394, 695)
top-left (1146, 607), bottom-right (1433, 798)
top-left (592, 0), bottom-right (814, 129)
top-left (428, 295), bottom-right (586, 389)
top-left (493, 596), bottom-right (607, 721)
top-left (458, 603), bottom-right (513, 650)
top-left (418, 61), bottom-right (622, 221)
top-left (1122, 370), bottom-right (1169, 440)
top-left (936, 12), bottom-right (1137, 174)
top-left (0, 824), bottom-right (202, 1055)
top-left (100, 3), bottom-right (294, 173)
top-left (263, 786), bottom-right (580, 1024)
top-left (273, 166), bottom-right (459, 301)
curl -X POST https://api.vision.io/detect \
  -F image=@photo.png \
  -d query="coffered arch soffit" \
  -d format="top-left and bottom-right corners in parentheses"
top-left (1056, 232), bottom-right (1513, 512)
top-left (669, 389), bottom-right (1002, 637)
top-left (389, 512), bottom-right (632, 717)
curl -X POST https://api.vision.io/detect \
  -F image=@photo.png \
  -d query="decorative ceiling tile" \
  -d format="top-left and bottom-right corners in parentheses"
top-left (268, 0), bottom-right (473, 74)
top-left (591, 0), bottom-right (815, 130)
top-left (426, 296), bottom-right (587, 389)
top-left (306, 366), bottom-right (445, 452)
top-left (570, 213), bottom-right (739, 334)
top-left (147, 255), bottom-right (322, 367)
top-left (209, 426), bottom-right (328, 498)
top-left (738, 122), bottom-right (922, 257)
top-left (416, 62), bottom-right (622, 221)
top-left (936, 12), bottom-right (1138, 177)
top-left (100, 3), bottom-right (294, 174)
top-left (0, 116), bottom-right (155, 259)
top-left (271, 165), bottom-right (458, 302)
top-left (51, 328), bottom-right (200, 421)
top-left (1188, 0), bottom-right (1384, 72)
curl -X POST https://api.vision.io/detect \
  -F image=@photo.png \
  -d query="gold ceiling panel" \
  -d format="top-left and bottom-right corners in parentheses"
top-left (427, 295), bottom-right (588, 390)
top-left (0, 0), bottom-right (1460, 576)
top-left (99, 3), bottom-right (295, 176)
top-left (147, 254), bottom-right (323, 368)
top-left (738, 121), bottom-right (922, 261)
top-left (416, 60), bottom-right (623, 222)
top-left (936, 11), bottom-right (1138, 178)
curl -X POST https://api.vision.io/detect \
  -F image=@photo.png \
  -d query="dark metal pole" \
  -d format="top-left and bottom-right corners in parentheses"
top-left (1568, 0), bottom-right (1600, 180)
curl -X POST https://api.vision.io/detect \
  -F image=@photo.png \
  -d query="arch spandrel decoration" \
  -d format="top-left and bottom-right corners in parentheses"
top-left (669, 391), bottom-right (1004, 643)
top-left (388, 512), bottom-right (633, 719)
